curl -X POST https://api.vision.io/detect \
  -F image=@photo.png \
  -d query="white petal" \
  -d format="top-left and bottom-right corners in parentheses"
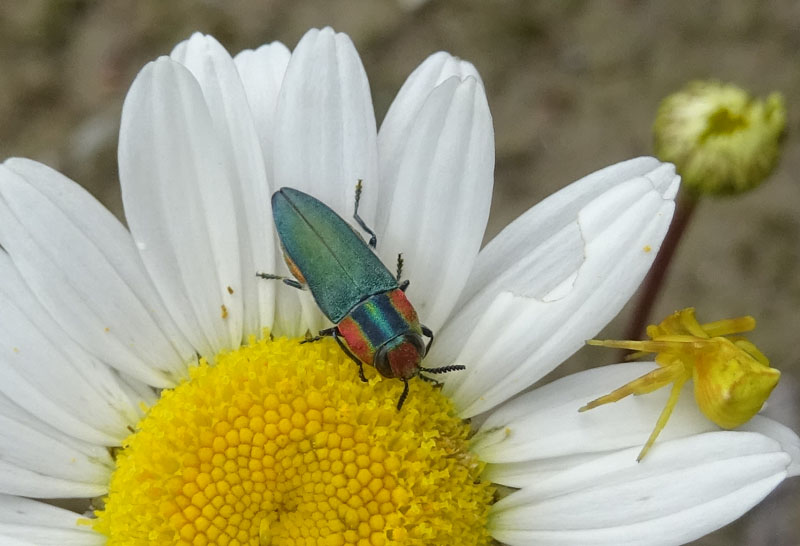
top-left (377, 75), bottom-right (493, 332)
top-left (272, 27), bottom-right (379, 335)
top-left (0, 537), bottom-right (35, 546)
top-left (0, 495), bottom-right (103, 545)
top-left (741, 415), bottom-right (800, 477)
top-left (462, 158), bottom-right (679, 304)
top-left (171, 33), bottom-right (277, 337)
top-left (436, 158), bottom-right (679, 416)
top-left (234, 41), bottom-right (291, 177)
top-left (489, 432), bottom-right (789, 546)
top-left (378, 51), bottom-right (480, 206)
top-left (120, 57), bottom-right (244, 358)
top-left (0, 160), bottom-right (194, 386)
top-left (475, 363), bottom-right (800, 488)
top-left (0, 394), bottom-right (111, 498)
top-left (234, 43), bottom-right (295, 337)
top-left (0, 250), bottom-right (142, 444)
top-left (274, 27), bottom-right (378, 214)
top-left (117, 370), bottom-right (159, 408)
top-left (473, 363), bottom-right (708, 465)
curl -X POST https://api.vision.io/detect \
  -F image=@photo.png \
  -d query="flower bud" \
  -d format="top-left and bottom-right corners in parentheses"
top-left (654, 81), bottom-right (786, 196)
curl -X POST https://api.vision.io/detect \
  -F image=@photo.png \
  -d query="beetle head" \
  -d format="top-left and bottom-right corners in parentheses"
top-left (374, 333), bottom-right (426, 380)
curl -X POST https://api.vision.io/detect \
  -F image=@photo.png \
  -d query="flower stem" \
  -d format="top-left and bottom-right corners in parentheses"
top-left (623, 192), bottom-right (698, 343)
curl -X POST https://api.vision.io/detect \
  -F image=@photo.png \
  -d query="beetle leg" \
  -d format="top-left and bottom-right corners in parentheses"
top-left (329, 328), bottom-right (369, 383)
top-left (353, 180), bottom-right (377, 248)
top-left (255, 272), bottom-right (305, 291)
top-left (300, 326), bottom-right (337, 344)
top-left (417, 374), bottom-right (442, 385)
top-left (396, 379), bottom-right (410, 410)
top-left (421, 324), bottom-right (435, 353)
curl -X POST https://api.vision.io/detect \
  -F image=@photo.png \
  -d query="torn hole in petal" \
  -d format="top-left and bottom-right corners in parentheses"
top-left (542, 270), bottom-right (579, 302)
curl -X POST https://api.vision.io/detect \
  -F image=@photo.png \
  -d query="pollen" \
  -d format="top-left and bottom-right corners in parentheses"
top-left (92, 336), bottom-right (493, 545)
top-left (581, 308), bottom-right (780, 461)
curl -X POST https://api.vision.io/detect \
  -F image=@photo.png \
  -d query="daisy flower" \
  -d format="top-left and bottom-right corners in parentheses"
top-left (0, 27), bottom-right (796, 546)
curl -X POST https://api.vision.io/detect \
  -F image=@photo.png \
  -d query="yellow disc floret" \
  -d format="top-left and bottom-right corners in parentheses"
top-left (92, 336), bottom-right (493, 545)
top-left (580, 308), bottom-right (780, 461)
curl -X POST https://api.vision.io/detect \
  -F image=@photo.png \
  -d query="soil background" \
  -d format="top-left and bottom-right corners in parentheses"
top-left (1, 1), bottom-right (798, 544)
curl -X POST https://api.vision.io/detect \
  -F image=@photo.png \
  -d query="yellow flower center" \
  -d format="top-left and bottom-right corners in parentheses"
top-left (92, 336), bottom-right (493, 546)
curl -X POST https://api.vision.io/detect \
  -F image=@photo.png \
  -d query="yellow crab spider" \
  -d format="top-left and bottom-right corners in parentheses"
top-left (580, 308), bottom-right (780, 461)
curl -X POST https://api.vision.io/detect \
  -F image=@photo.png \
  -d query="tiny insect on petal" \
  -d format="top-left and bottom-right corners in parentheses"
top-left (580, 308), bottom-right (780, 461)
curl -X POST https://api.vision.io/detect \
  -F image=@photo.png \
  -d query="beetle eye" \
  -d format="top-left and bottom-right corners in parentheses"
top-left (406, 333), bottom-right (426, 358)
top-left (374, 346), bottom-right (393, 378)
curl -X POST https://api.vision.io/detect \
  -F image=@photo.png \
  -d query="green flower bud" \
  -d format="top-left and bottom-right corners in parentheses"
top-left (653, 81), bottom-right (786, 196)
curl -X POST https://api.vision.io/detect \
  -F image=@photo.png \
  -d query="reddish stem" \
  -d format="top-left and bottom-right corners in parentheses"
top-left (623, 192), bottom-right (698, 342)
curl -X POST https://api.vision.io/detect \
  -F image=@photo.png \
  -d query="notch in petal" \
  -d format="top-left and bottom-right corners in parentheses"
top-left (436, 158), bottom-right (679, 417)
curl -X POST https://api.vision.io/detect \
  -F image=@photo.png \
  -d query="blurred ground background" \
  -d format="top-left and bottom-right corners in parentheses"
top-left (0, 0), bottom-right (798, 544)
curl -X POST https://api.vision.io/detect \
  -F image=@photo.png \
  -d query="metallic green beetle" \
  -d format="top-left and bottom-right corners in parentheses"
top-left (258, 183), bottom-right (463, 409)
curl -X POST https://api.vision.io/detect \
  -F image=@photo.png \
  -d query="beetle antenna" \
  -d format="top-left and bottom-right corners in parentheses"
top-left (353, 180), bottom-right (377, 248)
top-left (419, 364), bottom-right (465, 374)
top-left (397, 379), bottom-right (409, 410)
